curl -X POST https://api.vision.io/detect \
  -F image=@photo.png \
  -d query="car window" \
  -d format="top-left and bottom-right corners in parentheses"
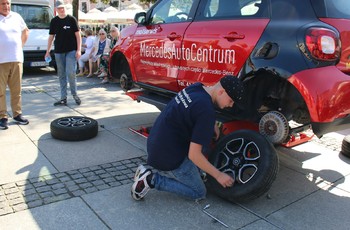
top-left (310, 0), bottom-right (350, 19)
top-left (150, 0), bottom-right (194, 24)
top-left (199, 0), bottom-right (268, 19)
top-left (11, 4), bottom-right (53, 29)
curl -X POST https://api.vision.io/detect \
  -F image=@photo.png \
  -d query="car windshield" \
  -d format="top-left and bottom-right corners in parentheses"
top-left (311, 0), bottom-right (350, 19)
top-left (11, 4), bottom-right (53, 29)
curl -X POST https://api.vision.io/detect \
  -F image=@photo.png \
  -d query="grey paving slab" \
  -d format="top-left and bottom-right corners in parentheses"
top-left (267, 185), bottom-right (350, 230)
top-left (0, 123), bottom-right (30, 144)
top-left (36, 130), bottom-right (146, 172)
top-left (92, 112), bottom-right (159, 131)
top-left (236, 165), bottom-right (325, 217)
top-left (82, 184), bottom-right (260, 230)
top-left (240, 219), bottom-right (280, 230)
top-left (0, 139), bottom-right (57, 185)
top-left (277, 142), bottom-right (350, 183)
top-left (0, 197), bottom-right (108, 230)
top-left (334, 173), bottom-right (350, 193)
top-left (110, 126), bottom-right (152, 152)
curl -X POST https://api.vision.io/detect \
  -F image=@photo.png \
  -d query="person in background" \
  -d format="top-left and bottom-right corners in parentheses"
top-left (99, 26), bottom-right (120, 84)
top-left (44, 0), bottom-right (81, 106)
top-left (89, 28), bottom-right (111, 78)
top-left (0, 0), bottom-right (30, 130)
top-left (131, 75), bottom-right (245, 201)
top-left (76, 29), bottom-right (95, 77)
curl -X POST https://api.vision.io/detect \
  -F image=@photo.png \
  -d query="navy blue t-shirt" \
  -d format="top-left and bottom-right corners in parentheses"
top-left (147, 83), bottom-right (216, 171)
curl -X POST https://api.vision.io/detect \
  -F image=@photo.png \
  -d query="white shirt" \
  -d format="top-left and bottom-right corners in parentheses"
top-left (0, 11), bottom-right (27, 63)
top-left (84, 35), bottom-right (95, 55)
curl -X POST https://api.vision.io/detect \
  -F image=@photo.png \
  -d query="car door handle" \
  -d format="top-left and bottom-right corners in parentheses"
top-left (167, 33), bottom-right (182, 40)
top-left (223, 33), bottom-right (245, 40)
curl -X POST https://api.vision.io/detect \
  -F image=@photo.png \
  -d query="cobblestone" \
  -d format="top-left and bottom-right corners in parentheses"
top-left (0, 157), bottom-right (145, 217)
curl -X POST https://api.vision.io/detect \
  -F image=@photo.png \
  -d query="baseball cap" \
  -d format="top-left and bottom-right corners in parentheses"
top-left (55, 0), bottom-right (66, 8)
top-left (220, 75), bottom-right (245, 107)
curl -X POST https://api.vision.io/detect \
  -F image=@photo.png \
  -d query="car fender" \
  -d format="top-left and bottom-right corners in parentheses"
top-left (110, 24), bottom-right (138, 79)
top-left (288, 66), bottom-right (350, 123)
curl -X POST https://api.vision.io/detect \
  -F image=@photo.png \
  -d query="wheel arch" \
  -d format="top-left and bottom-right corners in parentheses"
top-left (241, 68), bottom-right (310, 125)
top-left (109, 51), bottom-right (133, 80)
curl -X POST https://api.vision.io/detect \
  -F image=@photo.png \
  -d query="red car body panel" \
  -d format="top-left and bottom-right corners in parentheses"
top-left (288, 66), bottom-right (350, 123)
top-left (178, 19), bottom-right (269, 88)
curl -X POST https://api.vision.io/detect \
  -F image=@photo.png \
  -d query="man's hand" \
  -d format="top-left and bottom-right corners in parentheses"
top-left (215, 172), bottom-right (234, 188)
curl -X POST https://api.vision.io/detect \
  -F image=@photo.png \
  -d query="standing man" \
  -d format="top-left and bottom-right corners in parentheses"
top-left (131, 75), bottom-right (245, 201)
top-left (45, 0), bottom-right (81, 106)
top-left (0, 0), bottom-right (29, 130)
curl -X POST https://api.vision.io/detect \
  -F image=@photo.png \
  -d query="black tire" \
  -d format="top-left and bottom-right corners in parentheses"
top-left (341, 135), bottom-right (350, 158)
top-left (206, 129), bottom-right (279, 202)
top-left (50, 116), bottom-right (98, 141)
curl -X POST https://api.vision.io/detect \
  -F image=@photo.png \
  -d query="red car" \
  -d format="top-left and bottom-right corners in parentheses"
top-left (109, 0), bottom-right (350, 201)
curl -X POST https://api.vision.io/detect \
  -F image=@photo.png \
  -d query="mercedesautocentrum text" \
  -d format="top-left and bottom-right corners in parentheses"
top-left (140, 42), bottom-right (235, 64)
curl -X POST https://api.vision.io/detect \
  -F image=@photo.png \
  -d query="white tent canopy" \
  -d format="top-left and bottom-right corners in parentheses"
top-left (80, 8), bottom-right (107, 24)
top-left (103, 6), bottom-right (119, 13)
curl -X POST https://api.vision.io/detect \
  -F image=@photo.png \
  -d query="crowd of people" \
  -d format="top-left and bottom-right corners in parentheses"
top-left (77, 26), bottom-right (120, 84)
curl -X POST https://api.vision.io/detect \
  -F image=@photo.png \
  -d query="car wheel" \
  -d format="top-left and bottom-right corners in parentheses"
top-left (120, 73), bottom-right (134, 92)
top-left (206, 129), bottom-right (279, 202)
top-left (50, 116), bottom-right (98, 141)
top-left (259, 111), bottom-right (289, 144)
top-left (341, 135), bottom-right (350, 158)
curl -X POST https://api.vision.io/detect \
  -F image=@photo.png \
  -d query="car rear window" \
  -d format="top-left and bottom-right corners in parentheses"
top-left (311, 0), bottom-right (350, 19)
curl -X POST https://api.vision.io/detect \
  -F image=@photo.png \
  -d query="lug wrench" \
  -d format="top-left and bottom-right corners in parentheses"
top-left (202, 204), bottom-right (229, 228)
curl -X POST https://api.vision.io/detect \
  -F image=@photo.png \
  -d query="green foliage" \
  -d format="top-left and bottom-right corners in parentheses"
top-left (139, 0), bottom-right (157, 4)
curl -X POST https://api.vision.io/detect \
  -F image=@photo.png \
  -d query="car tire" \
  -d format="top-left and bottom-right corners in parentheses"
top-left (341, 135), bottom-right (350, 158)
top-left (50, 116), bottom-right (98, 141)
top-left (206, 129), bottom-right (279, 202)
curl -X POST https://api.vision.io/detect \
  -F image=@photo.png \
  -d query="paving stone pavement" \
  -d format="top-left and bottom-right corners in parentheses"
top-left (0, 156), bottom-right (146, 216)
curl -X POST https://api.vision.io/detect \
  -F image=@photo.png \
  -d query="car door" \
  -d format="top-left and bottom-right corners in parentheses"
top-left (132, 0), bottom-right (199, 92)
top-left (177, 0), bottom-right (270, 88)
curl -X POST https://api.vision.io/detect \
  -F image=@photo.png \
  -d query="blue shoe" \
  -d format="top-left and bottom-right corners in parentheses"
top-left (13, 114), bottom-right (29, 125)
top-left (0, 118), bottom-right (8, 130)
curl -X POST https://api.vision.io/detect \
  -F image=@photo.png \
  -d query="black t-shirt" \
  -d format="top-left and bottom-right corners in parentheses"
top-left (49, 15), bottom-right (79, 53)
top-left (147, 83), bottom-right (216, 171)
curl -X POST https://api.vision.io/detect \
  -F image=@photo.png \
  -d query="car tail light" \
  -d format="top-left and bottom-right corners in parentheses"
top-left (305, 27), bottom-right (340, 61)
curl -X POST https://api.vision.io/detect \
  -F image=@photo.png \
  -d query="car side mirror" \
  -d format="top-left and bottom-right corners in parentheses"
top-left (134, 12), bottom-right (146, 25)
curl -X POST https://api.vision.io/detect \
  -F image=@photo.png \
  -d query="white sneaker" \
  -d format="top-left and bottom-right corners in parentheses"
top-left (97, 72), bottom-right (107, 78)
top-left (131, 165), bottom-right (152, 200)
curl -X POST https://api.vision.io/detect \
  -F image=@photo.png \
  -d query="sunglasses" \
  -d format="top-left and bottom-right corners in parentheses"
top-left (99, 33), bottom-right (106, 35)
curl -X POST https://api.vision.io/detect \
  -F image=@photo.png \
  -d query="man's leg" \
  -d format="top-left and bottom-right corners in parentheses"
top-left (0, 63), bottom-right (10, 119)
top-left (153, 158), bottom-right (207, 200)
top-left (54, 53), bottom-right (68, 100)
top-left (8, 62), bottom-right (23, 118)
top-left (66, 50), bottom-right (78, 97)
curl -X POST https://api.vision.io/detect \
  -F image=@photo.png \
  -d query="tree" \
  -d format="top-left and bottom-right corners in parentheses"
top-left (138, 0), bottom-right (157, 8)
top-left (72, 0), bottom-right (78, 19)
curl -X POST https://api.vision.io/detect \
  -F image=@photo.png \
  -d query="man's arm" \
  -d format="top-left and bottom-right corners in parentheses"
top-left (21, 28), bottom-right (29, 47)
top-left (75, 31), bottom-right (81, 60)
top-left (188, 142), bottom-right (234, 188)
top-left (45, 34), bottom-right (54, 58)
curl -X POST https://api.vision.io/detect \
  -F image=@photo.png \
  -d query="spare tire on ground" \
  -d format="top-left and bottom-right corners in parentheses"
top-left (50, 116), bottom-right (98, 141)
top-left (341, 135), bottom-right (350, 158)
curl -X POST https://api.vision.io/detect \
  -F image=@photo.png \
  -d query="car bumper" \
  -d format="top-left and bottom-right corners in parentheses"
top-left (288, 66), bottom-right (350, 136)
